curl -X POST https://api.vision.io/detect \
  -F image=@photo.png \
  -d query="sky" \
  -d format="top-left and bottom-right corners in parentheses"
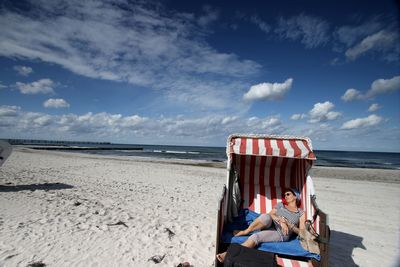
top-left (0, 0), bottom-right (399, 152)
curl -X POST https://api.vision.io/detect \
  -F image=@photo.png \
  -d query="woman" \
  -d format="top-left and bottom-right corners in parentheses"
top-left (216, 188), bottom-right (305, 263)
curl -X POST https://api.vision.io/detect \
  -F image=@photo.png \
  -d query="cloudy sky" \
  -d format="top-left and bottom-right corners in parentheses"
top-left (0, 0), bottom-right (399, 152)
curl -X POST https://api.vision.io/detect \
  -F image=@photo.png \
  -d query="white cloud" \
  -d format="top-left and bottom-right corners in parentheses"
top-left (342, 75), bottom-right (400, 102)
top-left (335, 20), bottom-right (383, 47)
top-left (0, 105), bottom-right (20, 117)
top-left (243, 116), bottom-right (285, 134)
top-left (246, 116), bottom-right (281, 128)
top-left (16, 111), bottom-right (54, 128)
top-left (56, 112), bottom-right (147, 135)
top-left (0, 0), bottom-right (261, 111)
top-left (333, 17), bottom-right (399, 63)
top-left (262, 117), bottom-right (281, 128)
top-left (161, 78), bottom-right (252, 114)
top-left (341, 114), bottom-right (383, 130)
top-left (275, 14), bottom-right (329, 49)
top-left (345, 30), bottom-right (399, 62)
top-left (121, 115), bottom-right (147, 128)
top-left (243, 78), bottom-right (293, 102)
top-left (250, 15), bottom-right (271, 34)
top-left (15, 79), bottom-right (55, 94)
top-left (0, 105), bottom-right (21, 127)
top-left (341, 88), bottom-right (364, 102)
top-left (329, 57), bottom-right (342, 66)
top-left (368, 103), bottom-right (380, 112)
top-left (308, 101), bottom-right (341, 123)
top-left (0, 105), bottom-right (287, 145)
top-left (13, 65), bottom-right (33, 76)
top-left (291, 113), bottom-right (306, 120)
top-left (366, 75), bottom-right (400, 97)
top-left (197, 6), bottom-right (219, 27)
top-left (222, 116), bottom-right (238, 125)
top-left (43, 98), bottom-right (70, 108)
top-left (0, 82), bottom-right (7, 89)
top-left (33, 114), bottom-right (53, 126)
top-left (3, 105), bottom-right (396, 150)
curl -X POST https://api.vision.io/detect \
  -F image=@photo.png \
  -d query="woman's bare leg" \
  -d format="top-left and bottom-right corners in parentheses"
top-left (234, 214), bottom-right (272, 236)
top-left (216, 252), bottom-right (226, 263)
top-left (241, 238), bottom-right (257, 248)
top-left (234, 217), bottom-right (264, 236)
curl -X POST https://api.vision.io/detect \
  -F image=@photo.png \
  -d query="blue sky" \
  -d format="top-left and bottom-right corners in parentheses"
top-left (0, 0), bottom-right (399, 152)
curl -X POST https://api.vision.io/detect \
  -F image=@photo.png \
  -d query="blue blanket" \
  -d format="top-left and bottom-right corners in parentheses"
top-left (221, 209), bottom-right (320, 261)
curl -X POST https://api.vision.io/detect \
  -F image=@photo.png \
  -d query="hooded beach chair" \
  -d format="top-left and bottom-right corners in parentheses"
top-left (216, 134), bottom-right (330, 267)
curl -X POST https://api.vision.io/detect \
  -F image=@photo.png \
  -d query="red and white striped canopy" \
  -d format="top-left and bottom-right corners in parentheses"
top-left (227, 134), bottom-right (316, 160)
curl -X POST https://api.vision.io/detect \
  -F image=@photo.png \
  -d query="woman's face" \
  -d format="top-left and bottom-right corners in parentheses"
top-left (284, 191), bottom-right (295, 202)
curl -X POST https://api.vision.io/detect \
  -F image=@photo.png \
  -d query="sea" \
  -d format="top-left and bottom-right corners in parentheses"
top-left (6, 139), bottom-right (400, 170)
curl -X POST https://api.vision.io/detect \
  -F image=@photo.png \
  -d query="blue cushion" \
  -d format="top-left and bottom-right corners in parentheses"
top-left (221, 209), bottom-right (320, 261)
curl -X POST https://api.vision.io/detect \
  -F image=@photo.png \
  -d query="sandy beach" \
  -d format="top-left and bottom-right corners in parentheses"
top-left (1, 149), bottom-right (399, 267)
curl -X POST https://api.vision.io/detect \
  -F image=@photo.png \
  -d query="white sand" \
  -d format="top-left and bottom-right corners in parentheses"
top-left (0, 149), bottom-right (399, 267)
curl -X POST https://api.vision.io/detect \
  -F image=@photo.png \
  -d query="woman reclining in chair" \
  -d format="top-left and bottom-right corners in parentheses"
top-left (217, 188), bottom-right (305, 263)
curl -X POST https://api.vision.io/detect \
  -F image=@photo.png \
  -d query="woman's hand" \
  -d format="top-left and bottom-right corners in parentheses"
top-left (299, 213), bottom-right (306, 230)
top-left (280, 220), bottom-right (289, 235)
top-left (278, 216), bottom-right (290, 235)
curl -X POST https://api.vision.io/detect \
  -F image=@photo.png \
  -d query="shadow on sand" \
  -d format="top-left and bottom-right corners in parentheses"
top-left (329, 230), bottom-right (366, 267)
top-left (0, 182), bottom-right (74, 192)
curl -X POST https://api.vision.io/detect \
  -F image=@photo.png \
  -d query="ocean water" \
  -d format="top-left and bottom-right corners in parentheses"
top-left (6, 139), bottom-right (400, 170)
top-left (86, 146), bottom-right (400, 170)
top-left (74, 144), bottom-right (226, 162)
top-left (314, 150), bottom-right (400, 170)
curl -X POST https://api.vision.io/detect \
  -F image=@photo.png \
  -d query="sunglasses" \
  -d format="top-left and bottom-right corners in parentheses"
top-left (284, 192), bottom-right (293, 197)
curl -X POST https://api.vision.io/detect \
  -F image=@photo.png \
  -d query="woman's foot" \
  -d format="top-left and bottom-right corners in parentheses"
top-left (233, 229), bottom-right (249, 236)
top-left (216, 252), bottom-right (226, 263)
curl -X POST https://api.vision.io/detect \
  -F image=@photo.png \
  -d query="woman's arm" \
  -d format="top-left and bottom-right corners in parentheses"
top-left (269, 208), bottom-right (290, 235)
top-left (298, 213), bottom-right (306, 230)
top-left (284, 213), bottom-right (306, 234)
top-left (283, 213), bottom-right (305, 234)
top-left (268, 208), bottom-right (278, 221)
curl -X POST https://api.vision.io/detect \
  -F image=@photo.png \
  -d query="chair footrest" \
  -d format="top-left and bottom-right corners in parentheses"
top-left (275, 255), bottom-right (313, 267)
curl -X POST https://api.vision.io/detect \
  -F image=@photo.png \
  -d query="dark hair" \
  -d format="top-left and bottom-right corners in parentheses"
top-left (283, 188), bottom-right (301, 207)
